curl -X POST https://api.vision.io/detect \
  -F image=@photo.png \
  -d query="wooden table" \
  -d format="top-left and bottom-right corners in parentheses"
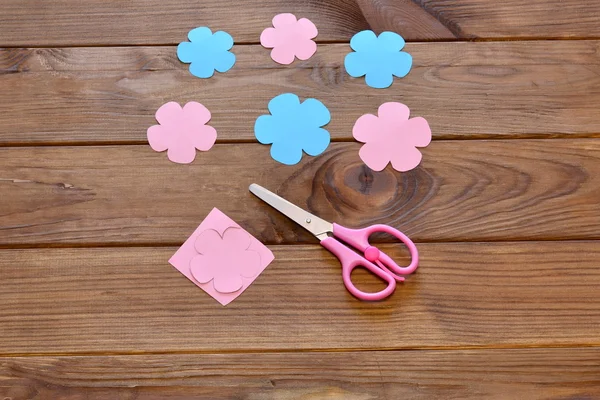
top-left (1, 1), bottom-right (599, 398)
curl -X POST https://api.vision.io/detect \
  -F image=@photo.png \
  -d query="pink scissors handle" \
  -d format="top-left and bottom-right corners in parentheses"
top-left (333, 223), bottom-right (419, 278)
top-left (320, 237), bottom-right (396, 301)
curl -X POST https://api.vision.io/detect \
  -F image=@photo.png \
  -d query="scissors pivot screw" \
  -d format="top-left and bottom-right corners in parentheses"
top-left (306, 218), bottom-right (312, 223)
top-left (364, 246), bottom-right (381, 262)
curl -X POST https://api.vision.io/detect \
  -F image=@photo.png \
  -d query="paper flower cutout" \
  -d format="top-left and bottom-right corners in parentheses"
top-left (353, 102), bottom-right (431, 172)
top-left (169, 208), bottom-right (275, 306)
top-left (254, 93), bottom-right (331, 165)
top-left (190, 228), bottom-right (261, 294)
top-left (177, 27), bottom-right (236, 78)
top-left (147, 101), bottom-right (217, 164)
top-left (344, 30), bottom-right (412, 89)
top-left (260, 13), bottom-right (318, 64)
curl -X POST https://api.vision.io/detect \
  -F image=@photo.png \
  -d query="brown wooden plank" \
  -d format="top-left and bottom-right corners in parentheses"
top-left (0, 0), bottom-right (371, 47)
top-left (2, 348), bottom-right (600, 399)
top-left (1, 0), bottom-right (599, 46)
top-left (418, 0), bottom-right (600, 39)
top-left (1, 140), bottom-right (599, 246)
top-left (1, 41), bottom-right (599, 145)
top-left (1, 242), bottom-right (599, 353)
top-left (354, 0), bottom-right (456, 40)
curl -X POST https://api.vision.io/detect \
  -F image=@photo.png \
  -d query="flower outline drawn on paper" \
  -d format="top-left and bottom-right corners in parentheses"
top-left (147, 101), bottom-right (217, 164)
top-left (353, 102), bottom-right (431, 172)
top-left (260, 13), bottom-right (318, 64)
top-left (190, 228), bottom-right (261, 294)
top-left (177, 27), bottom-right (236, 78)
top-left (344, 30), bottom-right (413, 89)
top-left (254, 93), bottom-right (331, 165)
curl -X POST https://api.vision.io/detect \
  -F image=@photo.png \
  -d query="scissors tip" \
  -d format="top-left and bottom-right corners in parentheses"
top-left (249, 183), bottom-right (261, 194)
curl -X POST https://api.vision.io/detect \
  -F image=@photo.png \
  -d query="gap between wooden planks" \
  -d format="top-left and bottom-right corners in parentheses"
top-left (1, 41), bottom-right (599, 144)
top-left (0, 140), bottom-right (599, 246)
top-left (1, 347), bottom-right (599, 399)
top-left (0, 242), bottom-right (599, 354)
top-left (1, 0), bottom-right (600, 46)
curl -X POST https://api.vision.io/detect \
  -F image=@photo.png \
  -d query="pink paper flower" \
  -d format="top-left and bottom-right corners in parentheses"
top-left (260, 13), bottom-right (318, 65)
top-left (353, 102), bottom-right (431, 172)
top-left (147, 101), bottom-right (217, 164)
top-left (190, 228), bottom-right (261, 294)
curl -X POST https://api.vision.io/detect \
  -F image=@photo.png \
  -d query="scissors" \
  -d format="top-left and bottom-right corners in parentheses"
top-left (249, 184), bottom-right (419, 301)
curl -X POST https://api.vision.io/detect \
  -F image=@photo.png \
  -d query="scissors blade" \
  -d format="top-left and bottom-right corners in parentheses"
top-left (249, 183), bottom-right (333, 240)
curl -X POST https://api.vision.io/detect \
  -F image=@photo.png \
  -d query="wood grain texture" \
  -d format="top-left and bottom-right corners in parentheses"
top-left (2, 348), bottom-right (600, 399)
top-left (0, 0), bottom-right (370, 46)
top-left (1, 140), bottom-right (599, 246)
top-left (1, 0), bottom-right (599, 395)
top-left (1, 241), bottom-right (600, 353)
top-left (1, 0), bottom-right (599, 45)
top-left (418, 0), bottom-right (600, 39)
top-left (354, 0), bottom-right (456, 40)
top-left (2, 41), bottom-right (600, 144)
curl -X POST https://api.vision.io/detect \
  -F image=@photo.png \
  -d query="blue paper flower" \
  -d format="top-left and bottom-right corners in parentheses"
top-left (254, 93), bottom-right (331, 165)
top-left (177, 27), bottom-right (236, 78)
top-left (344, 30), bottom-right (412, 89)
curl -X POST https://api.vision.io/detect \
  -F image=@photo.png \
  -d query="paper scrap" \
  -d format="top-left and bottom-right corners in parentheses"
top-left (177, 27), bottom-right (236, 78)
top-left (260, 13), bottom-right (318, 65)
top-left (353, 102), bottom-right (431, 172)
top-left (254, 93), bottom-right (330, 165)
top-left (147, 101), bottom-right (217, 164)
top-left (344, 30), bottom-right (412, 89)
top-left (169, 208), bottom-right (274, 305)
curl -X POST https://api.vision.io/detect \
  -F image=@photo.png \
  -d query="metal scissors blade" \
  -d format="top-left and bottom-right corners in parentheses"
top-left (249, 184), bottom-right (333, 240)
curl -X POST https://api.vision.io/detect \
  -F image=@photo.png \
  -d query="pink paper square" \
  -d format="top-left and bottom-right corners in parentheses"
top-left (169, 208), bottom-right (274, 305)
